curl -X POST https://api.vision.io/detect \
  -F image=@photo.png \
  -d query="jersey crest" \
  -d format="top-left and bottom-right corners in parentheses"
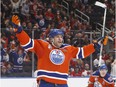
top-left (50, 49), bottom-right (65, 65)
top-left (94, 81), bottom-right (102, 87)
top-left (17, 57), bottom-right (23, 64)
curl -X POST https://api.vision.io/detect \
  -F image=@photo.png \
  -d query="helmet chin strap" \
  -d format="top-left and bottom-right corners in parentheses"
top-left (51, 38), bottom-right (64, 48)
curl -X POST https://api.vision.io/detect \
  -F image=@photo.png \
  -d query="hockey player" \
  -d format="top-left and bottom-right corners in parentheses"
top-left (11, 15), bottom-right (104, 87)
top-left (88, 64), bottom-right (115, 87)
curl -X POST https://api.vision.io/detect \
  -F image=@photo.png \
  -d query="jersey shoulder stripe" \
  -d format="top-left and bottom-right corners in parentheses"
top-left (21, 39), bottom-right (34, 51)
top-left (92, 70), bottom-right (100, 76)
top-left (76, 47), bottom-right (84, 59)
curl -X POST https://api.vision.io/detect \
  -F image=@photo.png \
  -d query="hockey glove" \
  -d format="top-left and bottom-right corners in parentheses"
top-left (11, 15), bottom-right (22, 33)
top-left (93, 37), bottom-right (104, 53)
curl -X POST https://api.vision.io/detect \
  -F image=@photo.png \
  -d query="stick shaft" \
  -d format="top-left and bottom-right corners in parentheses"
top-left (99, 8), bottom-right (107, 66)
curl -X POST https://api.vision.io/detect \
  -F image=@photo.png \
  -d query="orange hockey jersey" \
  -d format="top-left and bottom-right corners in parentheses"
top-left (16, 30), bottom-right (95, 84)
top-left (88, 70), bottom-right (115, 87)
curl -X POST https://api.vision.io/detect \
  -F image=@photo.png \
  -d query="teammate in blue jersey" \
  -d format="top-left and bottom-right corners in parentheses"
top-left (88, 64), bottom-right (115, 87)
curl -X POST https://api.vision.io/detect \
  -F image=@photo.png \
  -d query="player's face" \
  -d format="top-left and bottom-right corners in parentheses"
top-left (52, 35), bottom-right (63, 48)
top-left (99, 69), bottom-right (107, 77)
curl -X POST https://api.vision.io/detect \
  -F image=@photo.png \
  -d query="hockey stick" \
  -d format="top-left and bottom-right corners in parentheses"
top-left (95, 1), bottom-right (107, 66)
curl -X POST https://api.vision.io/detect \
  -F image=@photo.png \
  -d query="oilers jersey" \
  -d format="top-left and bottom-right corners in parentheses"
top-left (16, 30), bottom-right (95, 84)
top-left (88, 70), bottom-right (114, 87)
top-left (10, 50), bottom-right (26, 71)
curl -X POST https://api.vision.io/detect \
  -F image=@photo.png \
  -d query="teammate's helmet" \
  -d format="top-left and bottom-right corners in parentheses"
top-left (49, 29), bottom-right (64, 38)
top-left (99, 64), bottom-right (108, 70)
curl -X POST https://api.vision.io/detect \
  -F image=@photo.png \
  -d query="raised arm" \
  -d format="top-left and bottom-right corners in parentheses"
top-left (76, 44), bottom-right (95, 59)
top-left (71, 37), bottom-right (106, 59)
top-left (11, 15), bottom-right (35, 52)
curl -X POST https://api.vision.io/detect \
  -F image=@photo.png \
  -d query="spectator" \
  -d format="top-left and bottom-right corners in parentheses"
top-left (82, 34), bottom-right (90, 45)
top-left (105, 53), bottom-right (114, 73)
top-left (93, 53), bottom-right (105, 71)
top-left (10, 0), bottom-right (22, 14)
top-left (1, 48), bottom-right (8, 62)
top-left (111, 59), bottom-right (116, 77)
top-left (82, 63), bottom-right (91, 76)
top-left (20, 0), bottom-right (30, 21)
top-left (74, 67), bottom-right (82, 76)
top-left (72, 32), bottom-right (85, 47)
top-left (21, 21), bottom-right (27, 29)
top-left (2, 52), bottom-right (9, 62)
top-left (1, 61), bottom-right (13, 77)
top-left (55, 10), bottom-right (62, 25)
top-left (9, 48), bottom-right (27, 73)
top-left (1, 0), bottom-right (12, 18)
top-left (1, 65), bottom-right (8, 76)
top-left (36, 14), bottom-right (47, 31)
top-left (70, 58), bottom-right (78, 68)
top-left (69, 67), bottom-right (75, 77)
top-left (44, 8), bottom-right (54, 24)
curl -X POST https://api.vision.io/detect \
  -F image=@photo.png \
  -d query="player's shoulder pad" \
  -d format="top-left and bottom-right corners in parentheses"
top-left (104, 73), bottom-right (114, 83)
top-left (34, 39), bottom-right (50, 47)
top-left (37, 39), bottom-right (49, 44)
top-left (60, 44), bottom-right (71, 48)
top-left (92, 70), bottom-right (100, 76)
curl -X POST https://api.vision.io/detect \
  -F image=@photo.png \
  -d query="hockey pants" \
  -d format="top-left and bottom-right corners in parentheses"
top-left (39, 79), bottom-right (68, 87)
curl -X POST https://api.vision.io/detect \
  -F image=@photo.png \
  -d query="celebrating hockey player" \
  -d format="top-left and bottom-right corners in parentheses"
top-left (11, 15), bottom-right (105, 87)
top-left (88, 64), bottom-right (115, 87)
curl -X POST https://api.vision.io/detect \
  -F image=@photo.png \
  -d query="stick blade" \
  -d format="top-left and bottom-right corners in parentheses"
top-left (95, 1), bottom-right (107, 8)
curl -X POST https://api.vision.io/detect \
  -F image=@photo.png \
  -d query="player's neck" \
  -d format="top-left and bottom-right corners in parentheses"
top-left (52, 42), bottom-right (61, 48)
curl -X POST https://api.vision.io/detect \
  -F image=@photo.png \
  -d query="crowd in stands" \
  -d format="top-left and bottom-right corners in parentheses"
top-left (1, 0), bottom-right (115, 77)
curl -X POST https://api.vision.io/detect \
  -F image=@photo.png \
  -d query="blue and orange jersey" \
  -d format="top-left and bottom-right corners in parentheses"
top-left (88, 70), bottom-right (115, 87)
top-left (16, 30), bottom-right (95, 84)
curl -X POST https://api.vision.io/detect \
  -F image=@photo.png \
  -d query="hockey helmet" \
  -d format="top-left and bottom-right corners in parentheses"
top-left (49, 29), bottom-right (64, 38)
top-left (99, 64), bottom-right (108, 70)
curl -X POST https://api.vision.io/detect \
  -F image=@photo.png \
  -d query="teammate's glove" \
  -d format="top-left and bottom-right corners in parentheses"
top-left (93, 37), bottom-right (104, 53)
top-left (93, 36), bottom-right (108, 53)
top-left (11, 15), bottom-right (22, 33)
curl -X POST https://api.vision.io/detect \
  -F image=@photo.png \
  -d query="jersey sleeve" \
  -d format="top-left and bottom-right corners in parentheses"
top-left (71, 44), bottom-right (95, 59)
top-left (77, 44), bottom-right (95, 59)
top-left (109, 79), bottom-right (115, 87)
top-left (70, 44), bottom-right (95, 59)
top-left (16, 30), bottom-right (44, 53)
top-left (109, 83), bottom-right (115, 87)
top-left (105, 75), bottom-right (115, 87)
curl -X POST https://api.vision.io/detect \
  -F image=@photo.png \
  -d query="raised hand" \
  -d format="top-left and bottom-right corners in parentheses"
top-left (11, 15), bottom-right (22, 33)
